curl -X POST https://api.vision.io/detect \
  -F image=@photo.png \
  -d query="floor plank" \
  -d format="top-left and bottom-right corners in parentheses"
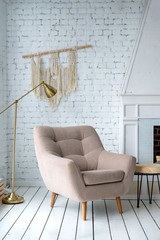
top-left (0, 187), bottom-right (25, 221)
top-left (142, 200), bottom-right (160, 228)
top-left (93, 200), bottom-right (111, 240)
top-left (121, 200), bottom-right (147, 240)
top-left (0, 187), bottom-right (34, 240)
top-left (58, 199), bottom-right (79, 240)
top-left (40, 195), bottom-right (68, 240)
top-left (105, 199), bottom-right (129, 240)
top-left (3, 187), bottom-right (47, 240)
top-left (22, 191), bottom-right (52, 240)
top-left (76, 201), bottom-right (93, 240)
top-left (130, 200), bottom-right (160, 240)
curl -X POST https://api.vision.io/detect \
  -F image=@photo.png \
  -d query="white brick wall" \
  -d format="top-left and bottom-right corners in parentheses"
top-left (0, 0), bottom-right (7, 182)
top-left (2, 0), bottom-right (146, 186)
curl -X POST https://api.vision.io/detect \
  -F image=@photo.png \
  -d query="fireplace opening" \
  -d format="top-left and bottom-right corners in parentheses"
top-left (153, 126), bottom-right (160, 163)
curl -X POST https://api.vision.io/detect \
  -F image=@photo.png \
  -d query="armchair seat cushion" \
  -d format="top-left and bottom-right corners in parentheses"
top-left (81, 169), bottom-right (125, 186)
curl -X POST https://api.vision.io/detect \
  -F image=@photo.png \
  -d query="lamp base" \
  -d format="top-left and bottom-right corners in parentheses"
top-left (2, 192), bottom-right (24, 204)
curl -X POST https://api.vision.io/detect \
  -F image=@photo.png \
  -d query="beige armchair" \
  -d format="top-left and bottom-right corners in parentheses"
top-left (34, 126), bottom-right (136, 220)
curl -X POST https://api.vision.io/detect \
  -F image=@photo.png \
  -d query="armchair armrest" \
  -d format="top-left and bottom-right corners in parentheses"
top-left (97, 150), bottom-right (136, 182)
top-left (37, 153), bottom-right (85, 201)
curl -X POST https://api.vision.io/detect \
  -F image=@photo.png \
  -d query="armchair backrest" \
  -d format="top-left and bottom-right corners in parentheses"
top-left (34, 125), bottom-right (104, 171)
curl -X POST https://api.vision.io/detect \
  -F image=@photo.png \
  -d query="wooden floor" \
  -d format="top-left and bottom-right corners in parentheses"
top-left (0, 187), bottom-right (160, 240)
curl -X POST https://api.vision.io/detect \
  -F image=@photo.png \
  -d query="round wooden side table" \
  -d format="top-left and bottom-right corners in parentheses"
top-left (135, 163), bottom-right (160, 207)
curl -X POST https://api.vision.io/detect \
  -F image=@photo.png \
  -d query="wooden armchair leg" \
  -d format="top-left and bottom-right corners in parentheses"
top-left (82, 202), bottom-right (87, 221)
top-left (116, 197), bottom-right (123, 214)
top-left (51, 192), bottom-right (56, 208)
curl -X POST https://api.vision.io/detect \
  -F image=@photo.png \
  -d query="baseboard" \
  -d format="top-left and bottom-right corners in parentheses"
top-left (15, 180), bottom-right (45, 187)
top-left (121, 194), bottom-right (160, 200)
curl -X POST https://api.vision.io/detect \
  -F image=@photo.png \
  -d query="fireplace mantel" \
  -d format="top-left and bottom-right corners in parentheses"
top-left (121, 96), bottom-right (160, 105)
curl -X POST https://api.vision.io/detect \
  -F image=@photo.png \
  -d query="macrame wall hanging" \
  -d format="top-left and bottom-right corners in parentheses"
top-left (30, 50), bottom-right (76, 109)
top-left (22, 45), bottom-right (92, 109)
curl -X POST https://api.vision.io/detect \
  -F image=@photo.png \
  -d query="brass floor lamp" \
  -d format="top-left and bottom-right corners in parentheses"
top-left (0, 81), bottom-right (57, 204)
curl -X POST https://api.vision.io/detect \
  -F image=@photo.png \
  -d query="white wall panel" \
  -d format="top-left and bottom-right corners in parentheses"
top-left (124, 123), bottom-right (138, 159)
top-left (139, 105), bottom-right (160, 118)
top-left (124, 105), bottom-right (137, 118)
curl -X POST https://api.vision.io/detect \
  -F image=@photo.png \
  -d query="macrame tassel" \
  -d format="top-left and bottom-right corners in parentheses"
top-left (31, 57), bottom-right (43, 98)
top-left (31, 58), bottom-right (36, 89)
top-left (66, 50), bottom-right (77, 95)
top-left (51, 52), bottom-right (59, 76)
top-left (49, 67), bottom-right (63, 109)
top-left (48, 53), bottom-right (62, 108)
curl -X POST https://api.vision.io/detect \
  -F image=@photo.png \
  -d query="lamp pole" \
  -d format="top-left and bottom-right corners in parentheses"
top-left (0, 81), bottom-right (57, 204)
top-left (12, 100), bottom-right (18, 193)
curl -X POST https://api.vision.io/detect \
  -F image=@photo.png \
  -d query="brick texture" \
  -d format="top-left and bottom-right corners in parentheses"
top-left (0, 0), bottom-right (145, 186)
top-left (0, 0), bottom-right (8, 182)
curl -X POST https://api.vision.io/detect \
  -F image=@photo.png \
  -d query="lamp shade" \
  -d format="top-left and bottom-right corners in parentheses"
top-left (43, 83), bottom-right (57, 98)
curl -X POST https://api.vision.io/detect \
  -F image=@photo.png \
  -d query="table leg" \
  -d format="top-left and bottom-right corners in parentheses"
top-left (137, 174), bottom-right (139, 208)
top-left (146, 174), bottom-right (155, 204)
top-left (157, 174), bottom-right (160, 193)
top-left (150, 175), bottom-right (154, 204)
top-left (146, 175), bottom-right (151, 203)
top-left (137, 174), bottom-right (143, 208)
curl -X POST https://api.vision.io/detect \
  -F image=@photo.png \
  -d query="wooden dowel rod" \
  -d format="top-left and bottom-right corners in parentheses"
top-left (22, 45), bottom-right (92, 58)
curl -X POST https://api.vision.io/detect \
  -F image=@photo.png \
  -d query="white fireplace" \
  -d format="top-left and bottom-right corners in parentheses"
top-left (120, 0), bottom-right (160, 166)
